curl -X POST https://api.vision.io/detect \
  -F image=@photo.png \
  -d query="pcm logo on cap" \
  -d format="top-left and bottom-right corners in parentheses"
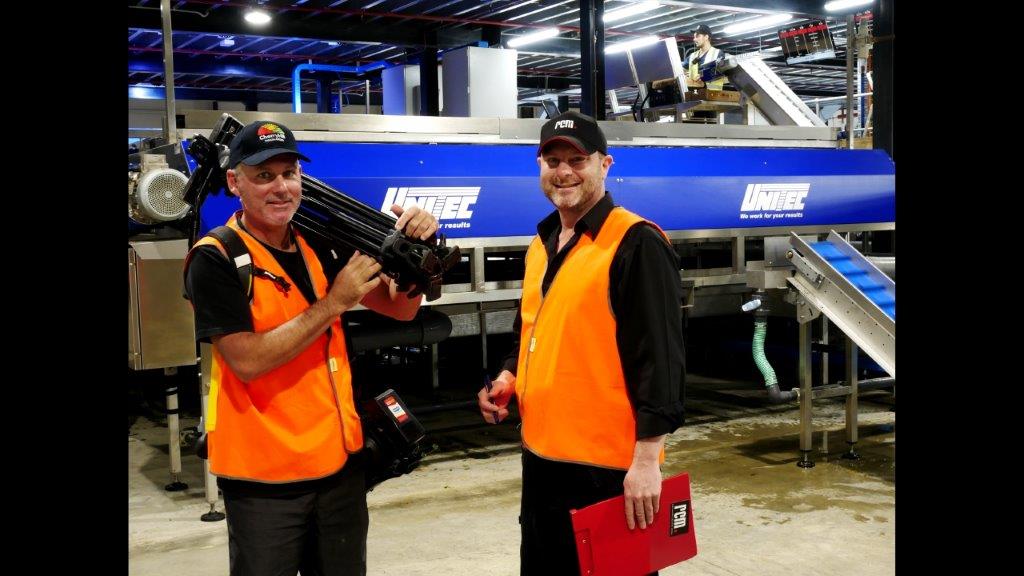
top-left (740, 183), bottom-right (810, 212)
top-left (554, 119), bottom-right (575, 130)
top-left (381, 187), bottom-right (479, 221)
top-left (669, 500), bottom-right (690, 536)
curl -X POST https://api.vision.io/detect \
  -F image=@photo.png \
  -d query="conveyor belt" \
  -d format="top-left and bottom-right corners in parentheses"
top-left (787, 231), bottom-right (895, 376)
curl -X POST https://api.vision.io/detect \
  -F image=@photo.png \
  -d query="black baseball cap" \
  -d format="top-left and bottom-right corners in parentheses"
top-left (693, 24), bottom-right (712, 37)
top-left (537, 111), bottom-right (608, 156)
top-left (228, 120), bottom-right (311, 168)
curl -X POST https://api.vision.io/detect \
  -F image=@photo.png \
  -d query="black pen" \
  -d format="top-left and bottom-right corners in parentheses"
top-left (484, 373), bottom-right (502, 424)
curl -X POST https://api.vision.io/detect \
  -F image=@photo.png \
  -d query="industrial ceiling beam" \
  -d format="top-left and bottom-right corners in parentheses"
top-left (128, 7), bottom-right (483, 49)
top-left (659, 0), bottom-right (830, 18)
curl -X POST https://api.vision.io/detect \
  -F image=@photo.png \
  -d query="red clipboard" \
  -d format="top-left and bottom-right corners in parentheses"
top-left (571, 472), bottom-right (697, 576)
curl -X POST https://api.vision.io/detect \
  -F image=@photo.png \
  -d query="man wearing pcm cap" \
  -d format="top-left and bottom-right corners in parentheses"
top-left (184, 120), bottom-right (438, 576)
top-left (478, 111), bottom-right (686, 575)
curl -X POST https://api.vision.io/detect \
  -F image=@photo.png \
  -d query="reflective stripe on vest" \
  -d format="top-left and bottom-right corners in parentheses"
top-left (515, 206), bottom-right (667, 470)
top-left (185, 213), bottom-right (363, 482)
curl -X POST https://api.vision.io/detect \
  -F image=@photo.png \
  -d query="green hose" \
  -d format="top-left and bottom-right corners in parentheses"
top-left (752, 319), bottom-right (777, 387)
top-left (749, 313), bottom-right (796, 402)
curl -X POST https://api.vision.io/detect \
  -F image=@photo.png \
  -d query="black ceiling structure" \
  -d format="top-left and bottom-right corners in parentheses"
top-left (129, 1), bottom-right (873, 108)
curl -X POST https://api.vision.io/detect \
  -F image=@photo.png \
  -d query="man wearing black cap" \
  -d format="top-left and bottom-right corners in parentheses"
top-left (478, 111), bottom-right (686, 575)
top-left (649, 23), bottom-right (727, 112)
top-left (184, 120), bottom-right (438, 576)
top-left (685, 24), bottom-right (726, 90)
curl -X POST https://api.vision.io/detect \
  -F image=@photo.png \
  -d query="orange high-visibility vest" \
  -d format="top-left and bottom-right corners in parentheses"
top-left (186, 214), bottom-right (363, 482)
top-left (515, 206), bottom-right (667, 470)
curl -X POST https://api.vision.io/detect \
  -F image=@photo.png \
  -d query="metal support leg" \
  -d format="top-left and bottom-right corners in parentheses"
top-left (479, 303), bottom-right (489, 373)
top-left (473, 247), bottom-right (489, 374)
top-left (845, 13), bottom-right (855, 150)
top-left (431, 343), bottom-right (440, 390)
top-left (798, 321), bottom-right (815, 468)
top-left (821, 315), bottom-right (829, 385)
top-left (732, 235), bottom-right (746, 275)
top-left (164, 372), bottom-right (188, 491)
top-left (198, 344), bottom-right (225, 521)
top-left (843, 335), bottom-right (861, 460)
top-left (471, 247), bottom-right (486, 292)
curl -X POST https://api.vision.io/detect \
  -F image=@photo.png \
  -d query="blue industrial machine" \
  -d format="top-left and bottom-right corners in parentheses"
top-left (194, 142), bottom-right (894, 240)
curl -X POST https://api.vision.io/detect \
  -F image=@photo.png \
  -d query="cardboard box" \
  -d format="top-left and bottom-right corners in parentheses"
top-left (685, 88), bottom-right (741, 103)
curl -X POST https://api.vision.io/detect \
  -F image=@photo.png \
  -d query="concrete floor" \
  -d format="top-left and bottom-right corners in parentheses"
top-left (128, 377), bottom-right (894, 575)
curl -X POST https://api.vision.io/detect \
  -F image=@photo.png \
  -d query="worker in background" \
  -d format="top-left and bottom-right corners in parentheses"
top-left (647, 23), bottom-right (728, 119)
top-left (477, 111), bottom-right (687, 575)
top-left (684, 24), bottom-right (727, 90)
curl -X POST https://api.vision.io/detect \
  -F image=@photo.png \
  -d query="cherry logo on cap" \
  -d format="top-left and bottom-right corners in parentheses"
top-left (257, 123), bottom-right (286, 143)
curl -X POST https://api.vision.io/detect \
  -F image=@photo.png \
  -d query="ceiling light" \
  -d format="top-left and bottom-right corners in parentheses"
top-left (244, 9), bottom-right (272, 25)
top-left (605, 35), bottom-right (662, 54)
top-left (507, 27), bottom-right (559, 48)
top-left (722, 14), bottom-right (793, 35)
top-left (130, 85), bottom-right (162, 100)
top-left (603, 1), bottom-right (661, 24)
top-left (824, 0), bottom-right (873, 12)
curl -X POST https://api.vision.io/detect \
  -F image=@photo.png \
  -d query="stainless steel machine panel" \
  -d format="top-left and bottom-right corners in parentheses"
top-left (128, 238), bottom-right (197, 370)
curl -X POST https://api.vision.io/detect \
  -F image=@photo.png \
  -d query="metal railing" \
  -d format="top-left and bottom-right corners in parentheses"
top-left (803, 92), bottom-right (874, 116)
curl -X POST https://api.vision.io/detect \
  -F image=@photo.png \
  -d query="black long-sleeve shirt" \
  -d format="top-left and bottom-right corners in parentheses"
top-left (500, 193), bottom-right (686, 439)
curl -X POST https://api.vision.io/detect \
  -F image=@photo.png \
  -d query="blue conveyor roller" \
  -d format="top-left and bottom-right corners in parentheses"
top-left (810, 241), bottom-right (895, 320)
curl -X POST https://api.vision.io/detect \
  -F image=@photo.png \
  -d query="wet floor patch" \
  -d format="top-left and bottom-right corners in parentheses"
top-left (663, 403), bottom-right (894, 519)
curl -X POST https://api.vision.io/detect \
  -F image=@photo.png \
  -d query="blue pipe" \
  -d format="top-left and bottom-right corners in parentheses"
top-left (292, 61), bottom-right (390, 113)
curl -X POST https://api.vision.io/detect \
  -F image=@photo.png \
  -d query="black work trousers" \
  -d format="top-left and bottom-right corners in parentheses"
top-left (221, 456), bottom-right (368, 576)
top-left (520, 449), bottom-right (657, 576)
